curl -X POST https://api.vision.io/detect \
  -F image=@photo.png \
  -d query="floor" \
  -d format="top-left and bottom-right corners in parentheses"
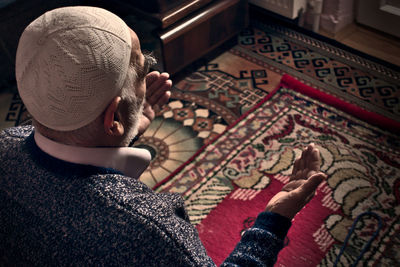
top-left (319, 22), bottom-right (400, 67)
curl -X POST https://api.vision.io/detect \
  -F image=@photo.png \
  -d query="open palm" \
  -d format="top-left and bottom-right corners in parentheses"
top-left (265, 144), bottom-right (326, 219)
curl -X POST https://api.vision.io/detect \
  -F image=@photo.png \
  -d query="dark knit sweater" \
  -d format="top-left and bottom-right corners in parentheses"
top-left (0, 126), bottom-right (291, 266)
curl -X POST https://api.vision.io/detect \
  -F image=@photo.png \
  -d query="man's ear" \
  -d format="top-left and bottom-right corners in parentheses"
top-left (103, 96), bottom-right (124, 136)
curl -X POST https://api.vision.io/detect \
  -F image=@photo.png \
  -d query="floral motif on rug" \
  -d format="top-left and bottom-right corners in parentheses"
top-left (137, 59), bottom-right (278, 187)
top-left (156, 75), bottom-right (400, 266)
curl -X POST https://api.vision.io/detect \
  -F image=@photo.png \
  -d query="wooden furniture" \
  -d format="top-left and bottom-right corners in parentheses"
top-left (160, 0), bottom-right (248, 74)
top-left (100, 0), bottom-right (249, 75)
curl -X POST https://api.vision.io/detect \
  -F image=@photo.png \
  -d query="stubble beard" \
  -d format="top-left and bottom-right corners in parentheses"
top-left (123, 95), bottom-right (144, 146)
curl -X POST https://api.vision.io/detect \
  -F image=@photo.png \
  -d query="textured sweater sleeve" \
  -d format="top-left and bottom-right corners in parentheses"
top-left (221, 211), bottom-right (291, 267)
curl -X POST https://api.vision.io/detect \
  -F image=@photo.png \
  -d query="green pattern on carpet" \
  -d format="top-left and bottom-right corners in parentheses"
top-left (156, 75), bottom-right (400, 266)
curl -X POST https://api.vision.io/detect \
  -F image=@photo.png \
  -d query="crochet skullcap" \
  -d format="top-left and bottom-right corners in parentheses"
top-left (15, 6), bottom-right (132, 131)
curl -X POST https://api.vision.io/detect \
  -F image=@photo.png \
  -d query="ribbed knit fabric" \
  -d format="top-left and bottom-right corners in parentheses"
top-left (0, 126), bottom-right (291, 266)
top-left (222, 212), bottom-right (291, 266)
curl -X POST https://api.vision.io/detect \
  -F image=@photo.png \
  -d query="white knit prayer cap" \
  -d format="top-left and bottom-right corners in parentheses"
top-left (15, 6), bottom-right (132, 131)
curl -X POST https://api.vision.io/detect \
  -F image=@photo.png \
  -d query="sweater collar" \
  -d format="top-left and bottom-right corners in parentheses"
top-left (34, 130), bottom-right (151, 179)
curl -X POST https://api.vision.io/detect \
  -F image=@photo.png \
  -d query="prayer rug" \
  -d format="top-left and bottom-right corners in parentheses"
top-left (137, 19), bottom-right (400, 187)
top-left (155, 75), bottom-right (400, 266)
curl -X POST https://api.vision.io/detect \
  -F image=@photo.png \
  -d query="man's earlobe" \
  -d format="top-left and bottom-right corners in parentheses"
top-left (104, 96), bottom-right (124, 136)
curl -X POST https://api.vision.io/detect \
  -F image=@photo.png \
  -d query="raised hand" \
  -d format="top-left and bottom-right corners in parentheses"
top-left (265, 144), bottom-right (326, 220)
top-left (137, 71), bottom-right (172, 136)
top-left (291, 143), bottom-right (321, 180)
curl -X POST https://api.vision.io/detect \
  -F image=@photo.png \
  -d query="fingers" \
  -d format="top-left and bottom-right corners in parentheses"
top-left (301, 143), bottom-right (316, 171)
top-left (146, 71), bottom-right (169, 91)
top-left (146, 71), bottom-right (172, 107)
top-left (280, 180), bottom-right (304, 192)
top-left (145, 71), bottom-right (160, 87)
top-left (308, 144), bottom-right (321, 172)
top-left (265, 172), bottom-right (326, 220)
top-left (153, 91), bottom-right (171, 112)
top-left (146, 71), bottom-right (169, 92)
top-left (294, 144), bottom-right (314, 175)
top-left (295, 172), bottom-right (326, 200)
top-left (303, 144), bottom-right (313, 169)
top-left (291, 157), bottom-right (301, 179)
top-left (149, 80), bottom-right (172, 108)
top-left (298, 145), bottom-right (309, 171)
top-left (291, 143), bottom-right (321, 181)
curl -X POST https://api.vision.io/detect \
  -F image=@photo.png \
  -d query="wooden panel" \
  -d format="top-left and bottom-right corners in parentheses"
top-left (158, 0), bottom-right (215, 28)
top-left (356, 0), bottom-right (400, 38)
top-left (319, 23), bottom-right (400, 66)
top-left (93, 0), bottom-right (215, 29)
top-left (133, 0), bottom-right (188, 13)
top-left (160, 0), bottom-right (248, 74)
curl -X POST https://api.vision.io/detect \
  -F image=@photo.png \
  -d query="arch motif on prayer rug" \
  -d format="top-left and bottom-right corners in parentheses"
top-left (155, 75), bottom-right (400, 266)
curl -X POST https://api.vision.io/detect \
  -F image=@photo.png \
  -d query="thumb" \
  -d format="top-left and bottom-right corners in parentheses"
top-left (295, 172), bottom-right (326, 198)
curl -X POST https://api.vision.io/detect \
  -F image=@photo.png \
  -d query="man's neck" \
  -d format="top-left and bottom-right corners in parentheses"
top-left (34, 130), bottom-right (151, 179)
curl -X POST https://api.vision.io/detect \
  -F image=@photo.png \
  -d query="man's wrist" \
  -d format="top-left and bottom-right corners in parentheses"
top-left (253, 211), bottom-right (292, 240)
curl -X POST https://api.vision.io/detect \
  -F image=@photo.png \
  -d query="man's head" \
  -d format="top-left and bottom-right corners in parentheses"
top-left (15, 6), bottom-right (154, 146)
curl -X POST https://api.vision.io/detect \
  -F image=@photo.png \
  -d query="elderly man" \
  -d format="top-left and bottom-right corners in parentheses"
top-left (0, 6), bottom-right (326, 266)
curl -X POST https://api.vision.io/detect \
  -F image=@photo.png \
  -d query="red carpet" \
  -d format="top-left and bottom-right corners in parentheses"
top-left (156, 75), bottom-right (400, 266)
top-left (280, 75), bottom-right (400, 134)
